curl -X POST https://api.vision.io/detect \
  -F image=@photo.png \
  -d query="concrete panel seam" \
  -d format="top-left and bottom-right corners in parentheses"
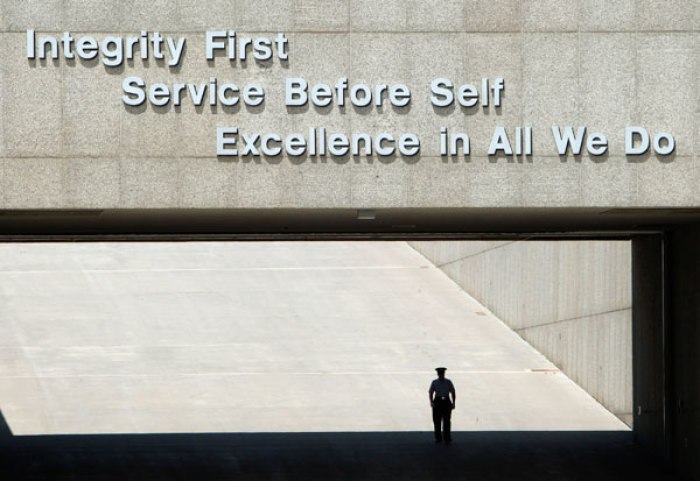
top-left (514, 307), bottom-right (631, 332)
top-left (432, 240), bottom-right (520, 268)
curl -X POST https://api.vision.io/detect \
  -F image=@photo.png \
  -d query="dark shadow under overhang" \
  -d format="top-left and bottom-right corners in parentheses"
top-left (0, 207), bottom-right (699, 240)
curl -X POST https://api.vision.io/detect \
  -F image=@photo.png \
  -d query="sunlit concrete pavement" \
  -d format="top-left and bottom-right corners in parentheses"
top-left (0, 241), bottom-right (665, 480)
top-left (0, 241), bottom-right (626, 435)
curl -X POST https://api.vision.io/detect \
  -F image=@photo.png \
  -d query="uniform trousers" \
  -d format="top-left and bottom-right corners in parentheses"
top-left (432, 397), bottom-right (452, 442)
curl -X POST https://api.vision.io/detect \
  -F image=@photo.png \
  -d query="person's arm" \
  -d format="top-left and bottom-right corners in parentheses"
top-left (429, 383), bottom-right (435, 407)
top-left (449, 382), bottom-right (456, 409)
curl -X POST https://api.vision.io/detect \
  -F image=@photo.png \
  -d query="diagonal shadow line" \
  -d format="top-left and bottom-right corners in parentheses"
top-left (0, 408), bottom-right (12, 437)
top-left (0, 409), bottom-right (678, 481)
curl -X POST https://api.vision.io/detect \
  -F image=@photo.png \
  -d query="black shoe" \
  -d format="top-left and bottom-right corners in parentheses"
top-left (435, 439), bottom-right (442, 444)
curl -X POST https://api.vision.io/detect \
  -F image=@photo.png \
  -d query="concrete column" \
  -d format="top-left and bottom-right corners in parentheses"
top-left (631, 236), bottom-right (665, 459)
top-left (635, 225), bottom-right (700, 480)
top-left (668, 225), bottom-right (700, 480)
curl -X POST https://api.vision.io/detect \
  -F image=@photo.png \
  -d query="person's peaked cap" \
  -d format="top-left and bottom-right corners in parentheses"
top-left (435, 367), bottom-right (447, 372)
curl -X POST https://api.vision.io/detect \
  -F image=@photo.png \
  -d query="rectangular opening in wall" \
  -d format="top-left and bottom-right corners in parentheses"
top-left (0, 240), bottom-right (631, 435)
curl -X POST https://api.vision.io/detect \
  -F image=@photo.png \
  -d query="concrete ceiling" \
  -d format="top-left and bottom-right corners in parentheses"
top-left (0, 208), bottom-right (699, 239)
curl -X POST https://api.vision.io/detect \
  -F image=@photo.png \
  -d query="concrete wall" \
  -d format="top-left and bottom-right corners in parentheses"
top-left (669, 225), bottom-right (700, 480)
top-left (632, 227), bottom-right (700, 480)
top-left (0, 1), bottom-right (698, 211)
top-left (408, 240), bottom-right (633, 427)
top-left (631, 236), bottom-right (665, 458)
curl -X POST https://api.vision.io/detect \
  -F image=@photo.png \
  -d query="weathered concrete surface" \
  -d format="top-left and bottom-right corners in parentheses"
top-left (0, 1), bottom-right (698, 211)
top-left (408, 240), bottom-right (633, 427)
top-left (0, 241), bottom-right (627, 435)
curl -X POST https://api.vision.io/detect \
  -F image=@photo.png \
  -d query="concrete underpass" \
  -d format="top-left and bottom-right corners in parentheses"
top-left (0, 241), bottom-right (673, 480)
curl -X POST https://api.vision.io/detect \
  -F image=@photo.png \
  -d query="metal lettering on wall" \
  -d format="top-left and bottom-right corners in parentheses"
top-left (26, 29), bottom-right (677, 161)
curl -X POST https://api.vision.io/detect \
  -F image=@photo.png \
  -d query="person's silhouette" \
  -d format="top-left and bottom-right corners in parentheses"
top-left (429, 367), bottom-right (456, 444)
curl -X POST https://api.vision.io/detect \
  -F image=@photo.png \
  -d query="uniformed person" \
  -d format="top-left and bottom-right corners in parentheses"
top-left (429, 367), bottom-right (456, 444)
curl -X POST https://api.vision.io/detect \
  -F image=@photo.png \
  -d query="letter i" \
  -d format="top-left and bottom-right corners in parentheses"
top-left (440, 127), bottom-right (448, 156)
top-left (27, 30), bottom-right (35, 59)
top-left (210, 77), bottom-right (217, 105)
top-left (140, 31), bottom-right (148, 59)
top-left (228, 30), bottom-right (236, 59)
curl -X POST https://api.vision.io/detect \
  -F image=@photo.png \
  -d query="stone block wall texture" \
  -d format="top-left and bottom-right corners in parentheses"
top-left (0, 1), bottom-right (698, 210)
top-left (408, 240), bottom-right (633, 427)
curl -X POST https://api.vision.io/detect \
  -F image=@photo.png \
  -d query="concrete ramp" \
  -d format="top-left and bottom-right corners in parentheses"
top-left (0, 241), bottom-right (627, 434)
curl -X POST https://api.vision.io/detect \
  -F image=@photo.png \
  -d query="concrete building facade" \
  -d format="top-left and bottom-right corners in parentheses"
top-left (0, 1), bottom-right (698, 217)
top-left (1, 1), bottom-right (699, 479)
